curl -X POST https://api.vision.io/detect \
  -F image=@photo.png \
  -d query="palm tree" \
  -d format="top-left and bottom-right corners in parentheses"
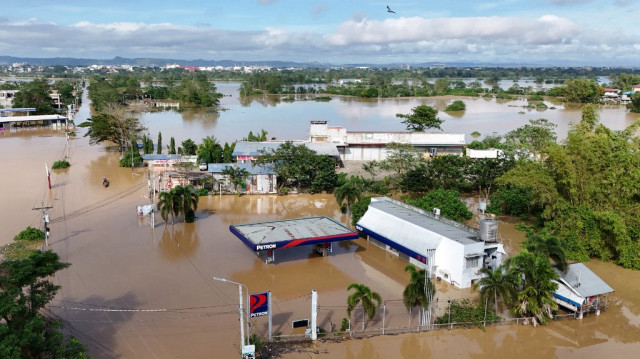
top-left (157, 191), bottom-right (178, 225)
top-left (402, 264), bottom-right (435, 326)
top-left (176, 185), bottom-right (199, 223)
top-left (473, 264), bottom-right (518, 315)
top-left (509, 251), bottom-right (559, 326)
top-left (334, 176), bottom-right (363, 215)
top-left (346, 283), bottom-right (382, 330)
top-left (197, 136), bottom-right (222, 164)
top-left (524, 234), bottom-right (567, 272)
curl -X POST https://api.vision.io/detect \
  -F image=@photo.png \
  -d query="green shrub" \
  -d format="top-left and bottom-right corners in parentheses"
top-left (445, 100), bottom-right (466, 111)
top-left (486, 187), bottom-right (535, 216)
top-left (351, 196), bottom-right (372, 226)
top-left (340, 318), bottom-right (350, 332)
top-left (435, 299), bottom-right (501, 327)
top-left (406, 189), bottom-right (472, 222)
top-left (528, 94), bottom-right (544, 101)
top-left (52, 159), bottom-right (70, 169)
top-left (195, 188), bottom-right (209, 197)
top-left (14, 226), bottom-right (45, 242)
top-left (119, 151), bottom-right (143, 167)
top-left (315, 96), bottom-right (332, 101)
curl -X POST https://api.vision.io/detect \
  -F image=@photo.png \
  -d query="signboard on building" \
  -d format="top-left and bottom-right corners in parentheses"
top-left (249, 292), bottom-right (269, 318)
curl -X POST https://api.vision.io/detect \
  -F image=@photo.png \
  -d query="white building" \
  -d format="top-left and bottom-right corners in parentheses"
top-left (308, 121), bottom-right (466, 161)
top-left (356, 197), bottom-right (505, 288)
top-left (466, 148), bottom-right (504, 159)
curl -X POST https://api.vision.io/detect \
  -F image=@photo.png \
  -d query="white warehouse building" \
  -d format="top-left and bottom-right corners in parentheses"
top-left (356, 197), bottom-right (506, 289)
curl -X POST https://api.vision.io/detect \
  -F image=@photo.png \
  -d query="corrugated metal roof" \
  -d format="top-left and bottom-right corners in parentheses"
top-left (231, 216), bottom-right (357, 246)
top-left (207, 162), bottom-right (276, 175)
top-left (356, 197), bottom-right (480, 256)
top-left (232, 141), bottom-right (340, 157)
top-left (557, 263), bottom-right (614, 297)
top-left (142, 154), bottom-right (181, 161)
top-left (0, 114), bottom-right (68, 123)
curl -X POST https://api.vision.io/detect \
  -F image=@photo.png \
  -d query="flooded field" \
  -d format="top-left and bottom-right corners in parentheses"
top-left (1, 86), bottom-right (639, 358)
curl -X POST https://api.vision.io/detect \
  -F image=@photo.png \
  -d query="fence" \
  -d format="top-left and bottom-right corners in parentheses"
top-left (259, 295), bottom-right (600, 344)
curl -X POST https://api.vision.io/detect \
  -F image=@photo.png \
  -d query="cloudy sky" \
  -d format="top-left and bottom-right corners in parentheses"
top-left (2, 0), bottom-right (639, 65)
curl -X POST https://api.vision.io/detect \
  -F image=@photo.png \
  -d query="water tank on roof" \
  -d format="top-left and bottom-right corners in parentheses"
top-left (479, 218), bottom-right (498, 242)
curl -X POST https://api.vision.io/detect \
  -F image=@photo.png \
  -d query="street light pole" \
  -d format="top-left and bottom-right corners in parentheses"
top-left (213, 277), bottom-right (250, 348)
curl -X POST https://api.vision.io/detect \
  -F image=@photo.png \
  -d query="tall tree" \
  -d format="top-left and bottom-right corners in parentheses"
top-left (396, 105), bottom-right (443, 131)
top-left (0, 251), bottom-right (88, 358)
top-left (174, 185), bottom-right (199, 223)
top-left (508, 251), bottom-right (559, 326)
top-left (473, 265), bottom-right (518, 314)
top-left (168, 137), bottom-right (176, 155)
top-left (563, 78), bottom-right (602, 103)
top-left (346, 283), bottom-right (382, 329)
top-left (254, 141), bottom-right (336, 193)
top-left (503, 119), bottom-right (557, 157)
top-left (78, 103), bottom-right (145, 151)
top-left (521, 227), bottom-right (568, 272)
top-left (402, 264), bottom-right (435, 326)
top-left (157, 190), bottom-right (178, 226)
top-left (180, 139), bottom-right (198, 156)
top-left (197, 136), bottom-right (222, 164)
top-left (157, 132), bottom-right (163, 154)
top-left (333, 176), bottom-right (363, 215)
top-left (12, 79), bottom-right (56, 115)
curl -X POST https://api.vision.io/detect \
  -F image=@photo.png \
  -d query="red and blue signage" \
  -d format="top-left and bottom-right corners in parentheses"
top-left (250, 292), bottom-right (269, 318)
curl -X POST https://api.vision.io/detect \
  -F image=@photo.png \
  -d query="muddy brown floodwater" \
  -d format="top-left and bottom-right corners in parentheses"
top-left (0, 89), bottom-right (638, 358)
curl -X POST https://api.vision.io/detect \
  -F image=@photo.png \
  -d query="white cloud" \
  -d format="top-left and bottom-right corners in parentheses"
top-left (326, 15), bottom-right (581, 46)
top-left (0, 15), bottom-right (638, 65)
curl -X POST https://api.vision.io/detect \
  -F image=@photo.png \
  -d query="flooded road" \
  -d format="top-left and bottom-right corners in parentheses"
top-left (1, 86), bottom-right (639, 358)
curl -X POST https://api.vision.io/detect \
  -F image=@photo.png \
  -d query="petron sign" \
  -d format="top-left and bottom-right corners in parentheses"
top-left (249, 292), bottom-right (270, 318)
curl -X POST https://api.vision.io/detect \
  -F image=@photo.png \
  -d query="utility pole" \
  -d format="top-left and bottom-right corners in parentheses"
top-left (33, 202), bottom-right (53, 248)
top-left (148, 170), bottom-right (155, 228)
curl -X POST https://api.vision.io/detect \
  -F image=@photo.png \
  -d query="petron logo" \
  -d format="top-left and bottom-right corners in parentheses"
top-left (256, 243), bottom-right (276, 251)
top-left (250, 292), bottom-right (269, 318)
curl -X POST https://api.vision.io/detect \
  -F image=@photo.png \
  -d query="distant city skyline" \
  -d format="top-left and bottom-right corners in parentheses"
top-left (2, 1), bottom-right (639, 66)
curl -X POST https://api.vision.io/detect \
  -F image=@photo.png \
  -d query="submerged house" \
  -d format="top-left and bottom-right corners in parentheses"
top-left (308, 121), bottom-right (466, 161)
top-left (208, 163), bottom-right (277, 194)
top-left (232, 140), bottom-right (341, 165)
top-left (552, 262), bottom-right (614, 318)
top-left (356, 197), bottom-right (505, 288)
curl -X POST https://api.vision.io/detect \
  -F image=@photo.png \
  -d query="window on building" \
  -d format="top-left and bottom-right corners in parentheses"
top-left (466, 256), bottom-right (480, 268)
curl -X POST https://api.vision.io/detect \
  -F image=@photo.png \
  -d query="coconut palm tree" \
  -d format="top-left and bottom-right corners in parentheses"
top-left (333, 176), bottom-right (363, 215)
top-left (473, 264), bottom-right (518, 314)
top-left (157, 190), bottom-right (179, 225)
top-left (346, 283), bottom-right (382, 330)
top-left (524, 234), bottom-right (568, 272)
top-left (402, 264), bottom-right (435, 326)
top-left (509, 251), bottom-right (559, 326)
top-left (175, 185), bottom-right (199, 223)
top-left (197, 135), bottom-right (222, 164)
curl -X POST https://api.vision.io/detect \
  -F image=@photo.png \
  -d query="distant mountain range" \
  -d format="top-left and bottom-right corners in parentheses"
top-left (0, 55), bottom-right (585, 68)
